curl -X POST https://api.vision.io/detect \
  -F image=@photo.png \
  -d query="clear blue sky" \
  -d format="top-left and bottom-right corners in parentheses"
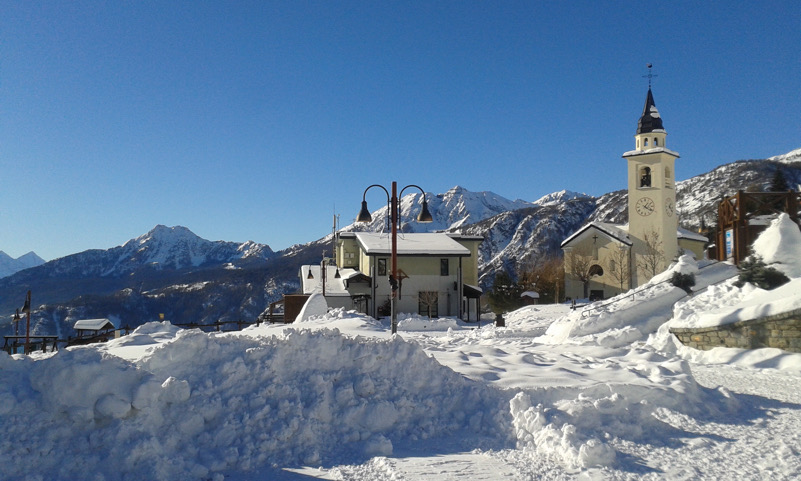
top-left (2, 1), bottom-right (799, 260)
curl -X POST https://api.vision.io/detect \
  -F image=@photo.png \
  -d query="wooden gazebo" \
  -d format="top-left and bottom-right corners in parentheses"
top-left (716, 190), bottom-right (801, 264)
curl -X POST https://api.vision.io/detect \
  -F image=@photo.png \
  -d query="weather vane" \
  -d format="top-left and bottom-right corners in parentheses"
top-left (643, 63), bottom-right (657, 88)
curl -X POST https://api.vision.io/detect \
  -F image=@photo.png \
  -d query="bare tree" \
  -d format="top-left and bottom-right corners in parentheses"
top-left (519, 255), bottom-right (564, 303)
top-left (418, 291), bottom-right (439, 318)
top-left (565, 246), bottom-right (597, 299)
top-left (637, 230), bottom-right (663, 280)
top-left (607, 247), bottom-right (630, 293)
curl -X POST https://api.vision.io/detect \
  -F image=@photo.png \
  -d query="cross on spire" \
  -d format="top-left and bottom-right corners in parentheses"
top-left (643, 63), bottom-right (658, 88)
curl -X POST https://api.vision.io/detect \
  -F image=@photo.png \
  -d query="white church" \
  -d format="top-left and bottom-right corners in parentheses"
top-left (561, 87), bottom-right (707, 300)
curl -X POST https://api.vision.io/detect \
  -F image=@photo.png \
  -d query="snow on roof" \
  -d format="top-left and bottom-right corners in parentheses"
top-left (563, 222), bottom-right (708, 247)
top-left (622, 147), bottom-right (680, 158)
top-left (354, 232), bottom-right (471, 256)
top-left (561, 222), bottom-right (632, 248)
top-left (73, 318), bottom-right (115, 331)
top-left (521, 291), bottom-right (540, 298)
top-left (299, 265), bottom-right (358, 296)
top-left (678, 226), bottom-right (708, 243)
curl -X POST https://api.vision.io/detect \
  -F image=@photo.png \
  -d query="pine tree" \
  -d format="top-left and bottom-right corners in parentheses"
top-left (734, 255), bottom-right (789, 290)
top-left (769, 168), bottom-right (789, 192)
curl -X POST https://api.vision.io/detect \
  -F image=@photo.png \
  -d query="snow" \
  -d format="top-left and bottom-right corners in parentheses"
top-left (3, 218), bottom-right (801, 480)
top-left (354, 232), bottom-right (471, 256)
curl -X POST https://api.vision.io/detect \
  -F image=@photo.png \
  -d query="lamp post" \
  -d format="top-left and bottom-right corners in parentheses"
top-left (357, 181), bottom-right (433, 334)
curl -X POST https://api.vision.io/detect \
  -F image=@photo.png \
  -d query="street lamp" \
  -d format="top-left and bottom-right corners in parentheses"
top-left (357, 181), bottom-right (433, 334)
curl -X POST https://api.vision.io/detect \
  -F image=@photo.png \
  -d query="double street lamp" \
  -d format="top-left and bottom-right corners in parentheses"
top-left (357, 181), bottom-right (433, 334)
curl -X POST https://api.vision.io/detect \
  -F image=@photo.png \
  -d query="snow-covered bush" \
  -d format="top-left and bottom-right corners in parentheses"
top-left (734, 255), bottom-right (790, 290)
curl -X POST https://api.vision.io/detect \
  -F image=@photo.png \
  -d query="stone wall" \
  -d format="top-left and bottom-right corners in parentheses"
top-left (670, 308), bottom-right (801, 353)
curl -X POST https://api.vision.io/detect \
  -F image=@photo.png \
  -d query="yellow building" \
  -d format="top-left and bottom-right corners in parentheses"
top-left (562, 88), bottom-right (707, 300)
top-left (300, 232), bottom-right (484, 320)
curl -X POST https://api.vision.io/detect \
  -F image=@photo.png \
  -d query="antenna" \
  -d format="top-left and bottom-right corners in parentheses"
top-left (643, 63), bottom-right (657, 88)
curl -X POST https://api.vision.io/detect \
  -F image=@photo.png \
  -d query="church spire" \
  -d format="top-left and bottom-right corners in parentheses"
top-left (636, 88), bottom-right (664, 134)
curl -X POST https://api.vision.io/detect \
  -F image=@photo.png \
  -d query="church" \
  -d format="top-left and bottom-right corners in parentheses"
top-left (561, 87), bottom-right (707, 301)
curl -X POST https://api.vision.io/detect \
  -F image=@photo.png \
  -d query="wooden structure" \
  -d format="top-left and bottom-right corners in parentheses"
top-left (716, 191), bottom-right (801, 264)
top-left (3, 335), bottom-right (59, 354)
top-left (67, 318), bottom-right (118, 346)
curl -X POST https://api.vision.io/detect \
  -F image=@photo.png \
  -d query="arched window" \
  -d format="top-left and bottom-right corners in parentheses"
top-left (639, 166), bottom-right (651, 188)
top-left (644, 138), bottom-right (649, 147)
top-left (664, 166), bottom-right (672, 187)
top-left (654, 138), bottom-right (659, 146)
top-left (588, 264), bottom-right (604, 277)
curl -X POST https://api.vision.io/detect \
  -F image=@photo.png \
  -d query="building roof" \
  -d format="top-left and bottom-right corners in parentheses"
top-left (353, 232), bottom-right (471, 256)
top-left (678, 226), bottom-right (709, 243)
top-left (637, 88), bottom-right (664, 134)
top-left (562, 222), bottom-right (708, 248)
top-left (561, 222), bottom-right (633, 248)
top-left (299, 265), bottom-right (365, 296)
top-left (73, 318), bottom-right (115, 331)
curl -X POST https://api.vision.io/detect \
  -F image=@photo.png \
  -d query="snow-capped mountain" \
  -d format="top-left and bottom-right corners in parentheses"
top-left (343, 185), bottom-right (535, 234)
top-left (1, 148), bottom-right (799, 335)
top-left (0, 251), bottom-right (45, 279)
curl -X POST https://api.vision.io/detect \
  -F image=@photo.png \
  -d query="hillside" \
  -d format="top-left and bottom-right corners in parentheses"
top-left (1, 149), bottom-right (799, 336)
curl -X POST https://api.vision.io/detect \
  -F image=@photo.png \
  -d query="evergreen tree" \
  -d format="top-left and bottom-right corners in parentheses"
top-left (769, 168), bottom-right (789, 192)
top-left (488, 270), bottom-right (523, 313)
top-left (734, 255), bottom-right (789, 290)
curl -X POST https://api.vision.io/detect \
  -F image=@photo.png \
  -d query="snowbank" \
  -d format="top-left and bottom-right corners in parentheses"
top-left (0, 324), bottom-right (509, 480)
top-left (752, 213), bottom-right (801, 278)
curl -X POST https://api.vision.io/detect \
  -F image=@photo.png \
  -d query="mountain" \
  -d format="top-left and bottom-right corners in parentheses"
top-left (1, 148), bottom-right (799, 337)
top-left (0, 251), bottom-right (45, 279)
top-left (342, 185), bottom-right (535, 234)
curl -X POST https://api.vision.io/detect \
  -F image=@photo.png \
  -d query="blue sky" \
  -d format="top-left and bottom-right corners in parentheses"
top-left (2, 1), bottom-right (799, 260)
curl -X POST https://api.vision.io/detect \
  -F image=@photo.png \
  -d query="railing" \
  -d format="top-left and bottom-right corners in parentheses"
top-left (579, 260), bottom-right (735, 318)
top-left (174, 315), bottom-right (284, 333)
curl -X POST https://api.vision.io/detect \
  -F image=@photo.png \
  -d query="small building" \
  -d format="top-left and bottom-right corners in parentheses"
top-left (70, 318), bottom-right (118, 345)
top-left (521, 291), bottom-right (540, 305)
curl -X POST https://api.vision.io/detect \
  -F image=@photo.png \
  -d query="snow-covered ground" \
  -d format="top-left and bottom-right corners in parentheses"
top-left (2, 215), bottom-right (801, 480)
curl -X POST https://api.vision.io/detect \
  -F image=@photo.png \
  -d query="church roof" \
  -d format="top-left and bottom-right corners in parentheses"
top-left (636, 88), bottom-right (664, 134)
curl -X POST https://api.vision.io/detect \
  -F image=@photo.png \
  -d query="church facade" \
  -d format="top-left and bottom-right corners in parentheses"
top-left (561, 88), bottom-right (707, 300)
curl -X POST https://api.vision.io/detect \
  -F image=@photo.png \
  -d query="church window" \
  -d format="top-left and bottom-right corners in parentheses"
top-left (644, 138), bottom-right (648, 147)
top-left (654, 138), bottom-right (659, 146)
top-left (588, 265), bottom-right (604, 277)
top-left (639, 166), bottom-right (651, 188)
top-left (665, 167), bottom-right (672, 187)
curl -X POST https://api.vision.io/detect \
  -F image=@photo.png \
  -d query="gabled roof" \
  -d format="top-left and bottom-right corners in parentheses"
top-left (73, 318), bottom-right (115, 331)
top-left (354, 232), bottom-right (471, 257)
top-left (299, 266), bottom-right (365, 296)
top-left (678, 227), bottom-right (708, 243)
top-left (561, 222), bottom-right (632, 248)
top-left (637, 88), bottom-right (664, 134)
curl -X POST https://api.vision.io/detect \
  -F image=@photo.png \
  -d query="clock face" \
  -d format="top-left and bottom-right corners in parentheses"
top-left (635, 197), bottom-right (655, 216)
top-left (666, 198), bottom-right (674, 217)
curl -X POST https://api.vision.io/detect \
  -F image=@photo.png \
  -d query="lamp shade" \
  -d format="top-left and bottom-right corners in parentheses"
top-left (356, 200), bottom-right (372, 223)
top-left (417, 199), bottom-right (434, 223)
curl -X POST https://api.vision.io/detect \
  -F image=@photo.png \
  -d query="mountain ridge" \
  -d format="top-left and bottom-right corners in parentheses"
top-left (2, 147), bottom-right (799, 336)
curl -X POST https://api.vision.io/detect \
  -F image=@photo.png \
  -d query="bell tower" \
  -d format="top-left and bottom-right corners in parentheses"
top-left (623, 80), bottom-right (679, 285)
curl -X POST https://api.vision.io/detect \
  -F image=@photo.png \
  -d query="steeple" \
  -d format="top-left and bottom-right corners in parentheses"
top-left (637, 88), bottom-right (664, 134)
top-left (634, 87), bottom-right (667, 151)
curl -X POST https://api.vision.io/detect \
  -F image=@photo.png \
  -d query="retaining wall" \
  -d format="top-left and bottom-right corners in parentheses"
top-left (669, 308), bottom-right (801, 353)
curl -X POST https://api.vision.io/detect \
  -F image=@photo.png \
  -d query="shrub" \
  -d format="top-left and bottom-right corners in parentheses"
top-left (734, 255), bottom-right (790, 290)
top-left (670, 271), bottom-right (696, 294)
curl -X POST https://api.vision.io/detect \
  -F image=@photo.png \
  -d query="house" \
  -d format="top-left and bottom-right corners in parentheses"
top-left (298, 231), bottom-right (484, 321)
top-left (561, 86), bottom-right (707, 300)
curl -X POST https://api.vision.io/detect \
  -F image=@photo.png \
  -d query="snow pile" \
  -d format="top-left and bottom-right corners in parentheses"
top-left (0, 325), bottom-right (509, 480)
top-left (295, 292), bottom-right (329, 322)
top-left (508, 349), bottom-right (738, 469)
top-left (397, 313), bottom-right (461, 331)
top-left (751, 213), bottom-right (801, 278)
